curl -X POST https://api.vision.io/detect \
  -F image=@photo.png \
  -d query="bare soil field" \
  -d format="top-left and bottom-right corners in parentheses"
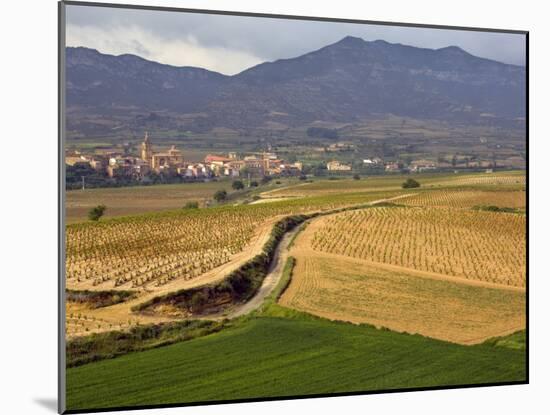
top-left (65, 181), bottom-right (235, 223)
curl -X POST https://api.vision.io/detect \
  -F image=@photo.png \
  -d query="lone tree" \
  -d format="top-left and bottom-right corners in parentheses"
top-left (88, 205), bottom-right (106, 221)
top-left (232, 180), bottom-right (244, 190)
top-left (183, 201), bottom-right (199, 209)
top-left (213, 189), bottom-right (228, 202)
top-left (402, 178), bottom-right (420, 189)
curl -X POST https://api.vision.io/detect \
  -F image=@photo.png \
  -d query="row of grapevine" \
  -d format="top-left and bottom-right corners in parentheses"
top-left (66, 191), bottom-right (398, 293)
top-left (401, 190), bottom-right (526, 209)
top-left (311, 206), bottom-right (526, 287)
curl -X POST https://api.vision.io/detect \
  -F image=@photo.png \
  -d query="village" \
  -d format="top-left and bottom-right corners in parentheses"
top-left (65, 132), bottom-right (304, 184)
top-left (65, 132), bottom-right (504, 189)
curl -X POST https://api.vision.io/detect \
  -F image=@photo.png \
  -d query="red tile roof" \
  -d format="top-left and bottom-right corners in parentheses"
top-left (205, 155), bottom-right (232, 163)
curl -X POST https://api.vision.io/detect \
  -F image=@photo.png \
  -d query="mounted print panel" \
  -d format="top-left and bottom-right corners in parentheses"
top-left (58, 1), bottom-right (527, 413)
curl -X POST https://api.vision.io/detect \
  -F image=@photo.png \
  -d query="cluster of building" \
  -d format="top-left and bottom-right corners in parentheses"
top-left (327, 157), bottom-right (484, 173)
top-left (325, 142), bottom-right (356, 152)
top-left (65, 132), bottom-right (303, 180)
top-left (326, 160), bottom-right (352, 171)
top-left (66, 132), bottom-right (504, 183)
top-left (204, 153), bottom-right (303, 177)
top-left (326, 158), bottom-right (383, 171)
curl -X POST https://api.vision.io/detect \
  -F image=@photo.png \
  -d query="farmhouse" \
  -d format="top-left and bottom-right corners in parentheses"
top-left (327, 160), bottom-right (352, 171)
top-left (385, 162), bottom-right (401, 172)
top-left (326, 142), bottom-right (355, 152)
top-left (410, 159), bottom-right (437, 173)
top-left (363, 157), bottom-right (381, 165)
top-left (89, 158), bottom-right (104, 171)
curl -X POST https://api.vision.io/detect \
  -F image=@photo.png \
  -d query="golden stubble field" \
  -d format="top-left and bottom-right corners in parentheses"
top-left (280, 203), bottom-right (526, 344)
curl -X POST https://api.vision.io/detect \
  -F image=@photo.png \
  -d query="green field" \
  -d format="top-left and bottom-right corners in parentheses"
top-left (66, 309), bottom-right (525, 410)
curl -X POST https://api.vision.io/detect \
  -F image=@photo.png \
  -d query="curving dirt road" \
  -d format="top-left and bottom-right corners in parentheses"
top-left (223, 226), bottom-right (299, 319)
top-left (205, 193), bottom-right (417, 320)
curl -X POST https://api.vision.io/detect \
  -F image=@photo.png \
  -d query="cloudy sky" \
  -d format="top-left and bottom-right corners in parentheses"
top-left (66, 4), bottom-right (526, 75)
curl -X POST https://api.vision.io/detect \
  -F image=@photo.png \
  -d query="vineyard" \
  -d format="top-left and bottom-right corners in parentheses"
top-left (264, 177), bottom-right (407, 197)
top-left (263, 172), bottom-right (525, 199)
top-left (64, 190), bottom-right (402, 338)
top-left (64, 171), bottom-right (526, 341)
top-left (66, 191), bottom-right (399, 293)
top-left (401, 190), bottom-right (526, 209)
top-left (310, 207), bottom-right (526, 287)
top-left (66, 209), bottom-right (258, 291)
top-left (433, 173), bottom-right (526, 187)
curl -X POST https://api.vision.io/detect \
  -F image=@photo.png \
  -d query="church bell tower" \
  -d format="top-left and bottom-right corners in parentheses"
top-left (141, 131), bottom-right (153, 166)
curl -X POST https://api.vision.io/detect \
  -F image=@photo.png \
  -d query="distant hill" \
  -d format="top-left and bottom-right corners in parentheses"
top-left (66, 37), bottom-right (526, 132)
top-left (66, 46), bottom-right (227, 114)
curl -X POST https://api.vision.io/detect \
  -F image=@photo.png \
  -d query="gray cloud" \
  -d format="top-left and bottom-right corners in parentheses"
top-left (66, 4), bottom-right (526, 75)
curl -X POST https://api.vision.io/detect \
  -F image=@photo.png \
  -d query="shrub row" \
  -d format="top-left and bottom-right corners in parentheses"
top-left (66, 319), bottom-right (225, 367)
top-left (66, 289), bottom-right (136, 309)
top-left (473, 205), bottom-right (523, 214)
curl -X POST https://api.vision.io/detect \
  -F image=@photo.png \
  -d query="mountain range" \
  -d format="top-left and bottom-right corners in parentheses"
top-left (66, 36), bottom-right (526, 132)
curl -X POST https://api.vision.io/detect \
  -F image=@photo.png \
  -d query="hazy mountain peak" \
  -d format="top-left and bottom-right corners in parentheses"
top-left (437, 45), bottom-right (470, 55)
top-left (66, 40), bottom-right (525, 132)
top-left (336, 35), bottom-right (366, 45)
